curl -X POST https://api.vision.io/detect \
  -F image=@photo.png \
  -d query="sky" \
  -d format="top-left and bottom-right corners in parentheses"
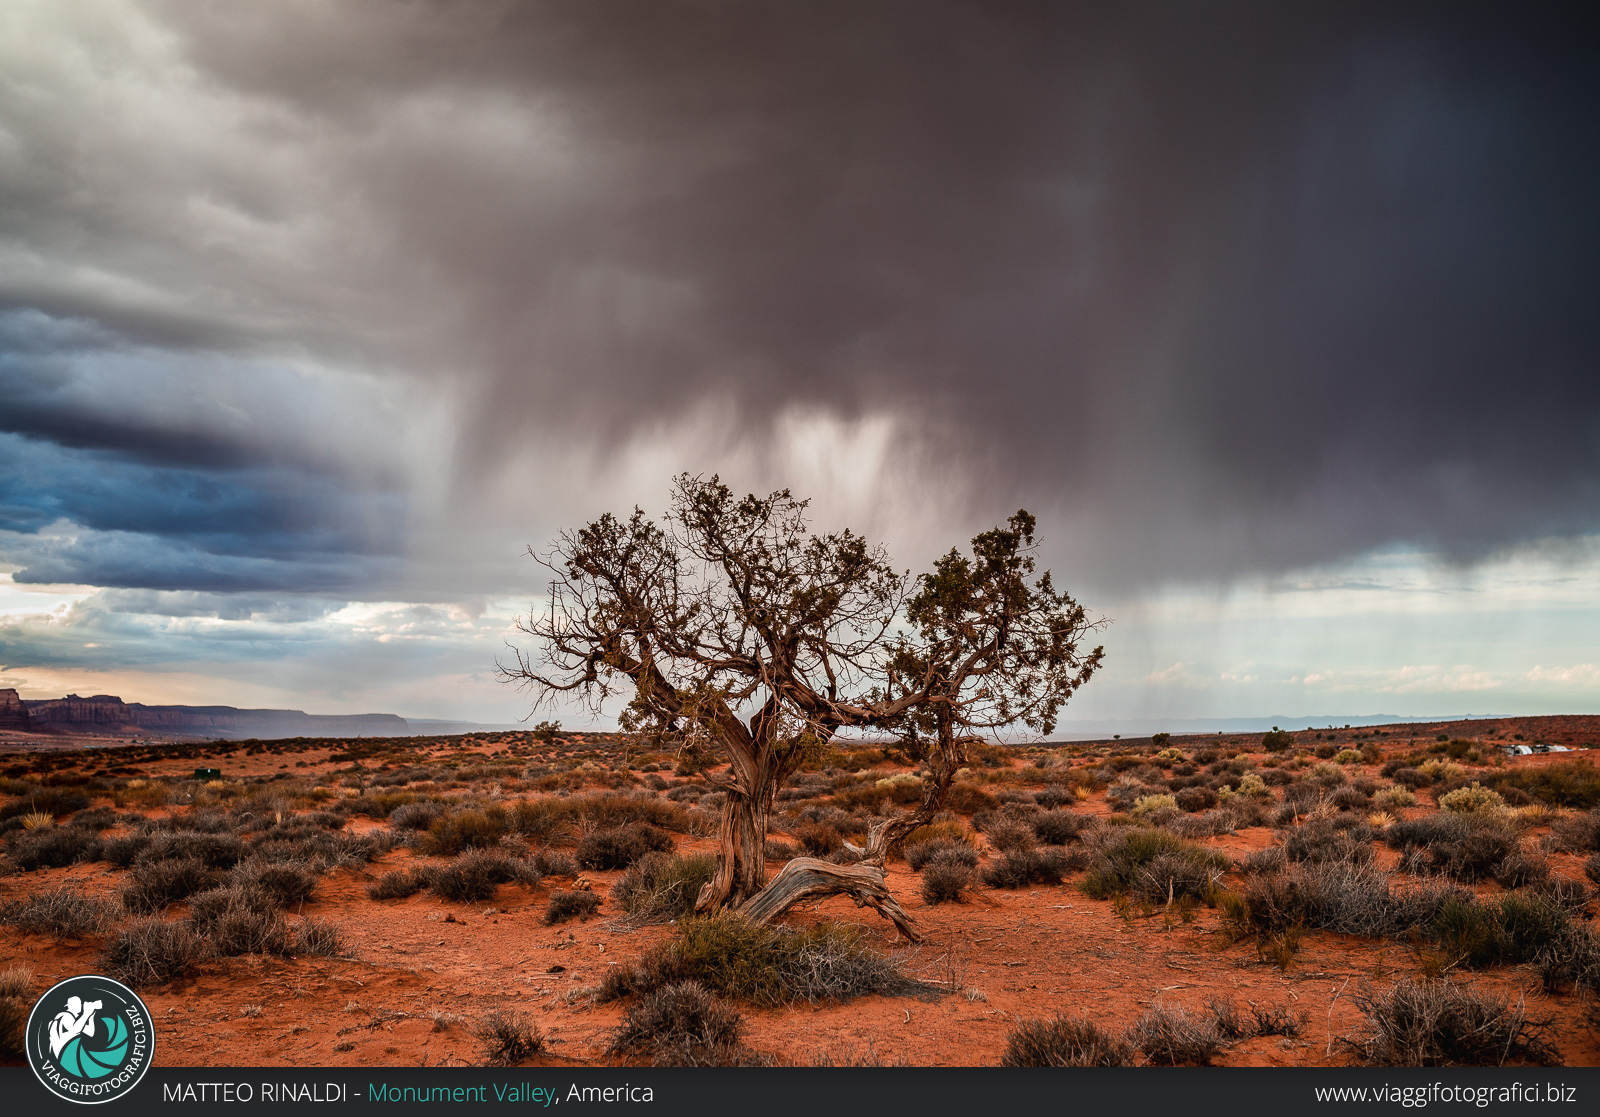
top-left (1, 1), bottom-right (1597, 728)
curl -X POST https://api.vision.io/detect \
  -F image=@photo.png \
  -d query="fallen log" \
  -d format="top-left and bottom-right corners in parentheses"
top-left (736, 855), bottom-right (920, 942)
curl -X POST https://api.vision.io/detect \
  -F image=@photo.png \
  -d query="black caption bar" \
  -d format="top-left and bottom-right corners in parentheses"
top-left (1, 1066), bottom-right (1594, 1117)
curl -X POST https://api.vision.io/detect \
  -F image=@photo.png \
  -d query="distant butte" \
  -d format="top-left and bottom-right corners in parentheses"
top-left (18, 693), bottom-right (407, 740)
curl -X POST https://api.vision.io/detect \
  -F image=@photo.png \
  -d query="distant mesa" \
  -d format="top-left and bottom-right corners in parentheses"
top-left (18, 692), bottom-right (407, 740)
top-left (0, 688), bottom-right (31, 731)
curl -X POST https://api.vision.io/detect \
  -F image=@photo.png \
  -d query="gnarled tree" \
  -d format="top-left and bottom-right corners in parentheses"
top-left (500, 475), bottom-right (1102, 939)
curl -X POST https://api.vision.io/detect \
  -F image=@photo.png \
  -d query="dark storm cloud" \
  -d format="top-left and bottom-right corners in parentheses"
top-left (4, 1), bottom-right (1597, 595)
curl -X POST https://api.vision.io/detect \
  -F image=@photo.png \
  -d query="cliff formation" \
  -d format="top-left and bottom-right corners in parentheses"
top-left (0, 688), bottom-right (31, 730)
top-left (23, 694), bottom-right (408, 739)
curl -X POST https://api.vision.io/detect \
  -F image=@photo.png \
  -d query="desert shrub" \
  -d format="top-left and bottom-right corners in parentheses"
top-left (0, 972), bottom-right (25, 1062)
top-left (792, 822), bottom-right (843, 857)
top-left (122, 856), bottom-right (221, 913)
top-left (367, 869), bottom-right (428, 900)
top-left (99, 833), bottom-right (153, 867)
top-left (1001, 1014), bottom-right (1133, 1067)
top-left (905, 839), bottom-right (978, 871)
top-left (1229, 862), bottom-right (1457, 941)
top-left (613, 852), bottom-right (717, 922)
top-left (100, 918), bottom-right (210, 988)
top-left (1351, 979), bottom-right (1558, 1066)
top-left (1327, 785), bottom-right (1371, 812)
top-left (136, 830), bottom-right (244, 869)
top-left (1081, 829), bottom-right (1226, 903)
top-left (291, 918), bottom-right (348, 956)
top-left (1484, 760), bottom-right (1600, 810)
top-left (189, 888), bottom-right (289, 956)
top-left (1439, 783), bottom-right (1506, 816)
top-left (1033, 784), bottom-right (1076, 809)
top-left (0, 788), bottom-right (90, 822)
top-left (981, 847), bottom-right (1081, 889)
top-left (608, 981), bottom-right (742, 1057)
top-left (1174, 786), bottom-right (1218, 813)
top-left (568, 792), bottom-right (696, 832)
top-left (1386, 814), bottom-right (1519, 882)
top-left (1375, 786), bottom-right (1417, 810)
top-left (1492, 849), bottom-right (1550, 890)
top-left (606, 917), bottom-right (911, 1007)
top-left (389, 802), bottom-right (444, 831)
top-left (981, 817), bottom-right (1038, 852)
top-left (1282, 817), bottom-right (1375, 865)
top-left (1333, 749), bottom-right (1363, 765)
top-left (1587, 853), bottom-right (1600, 887)
top-left (1131, 793), bottom-right (1178, 820)
top-left (1544, 809), bottom-right (1600, 854)
top-left (1251, 1002), bottom-right (1307, 1037)
top-left (419, 807), bottom-right (509, 856)
top-left (1031, 809), bottom-right (1094, 844)
top-left (544, 890), bottom-right (601, 923)
top-left (6, 825), bottom-right (101, 870)
top-left (1261, 730), bottom-right (1295, 753)
top-left (0, 886), bottom-right (119, 937)
top-left (1130, 1004), bottom-right (1224, 1065)
top-left (232, 860), bottom-right (317, 907)
top-left (430, 851), bottom-right (538, 902)
top-left (921, 861), bottom-right (973, 904)
top-left (942, 784), bottom-right (999, 814)
top-left (1418, 759), bottom-right (1464, 784)
top-left (576, 822), bottom-right (675, 870)
top-left (529, 848), bottom-right (579, 876)
top-left (1205, 996), bottom-right (1252, 1040)
top-left (765, 840), bottom-right (799, 861)
top-left (474, 1009), bottom-right (545, 1066)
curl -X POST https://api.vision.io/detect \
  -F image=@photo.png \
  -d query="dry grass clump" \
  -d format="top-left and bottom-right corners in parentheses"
top-left (0, 886), bottom-right (120, 937)
top-left (1385, 814), bottom-right (1521, 883)
top-left (6, 824), bottom-right (102, 870)
top-left (544, 890), bottom-right (601, 924)
top-left (608, 981), bottom-right (744, 1064)
top-left (429, 851), bottom-right (540, 902)
top-left (367, 868), bottom-right (428, 900)
top-left (187, 885), bottom-right (288, 955)
top-left (1281, 816), bottom-right (1376, 865)
top-left (1351, 979), bottom-right (1558, 1066)
top-left (290, 918), bottom-right (348, 957)
top-left (1130, 1004), bottom-right (1225, 1065)
top-left (904, 839), bottom-right (978, 871)
top-left (1081, 829), bottom-right (1226, 903)
top-left (576, 822), bottom-right (676, 870)
top-left (0, 965), bottom-right (31, 1062)
top-left (921, 861), bottom-right (974, 904)
top-left (1030, 809), bottom-right (1093, 844)
top-left (981, 846), bottom-right (1084, 888)
top-left (418, 806), bottom-right (510, 856)
top-left (613, 852), bottom-right (716, 922)
top-left (599, 916), bottom-right (912, 1007)
top-left (1000, 1014), bottom-right (1134, 1066)
top-left (231, 859), bottom-right (317, 906)
top-left (121, 856), bottom-right (222, 913)
top-left (100, 917), bottom-right (211, 988)
top-left (473, 1009), bottom-right (545, 1066)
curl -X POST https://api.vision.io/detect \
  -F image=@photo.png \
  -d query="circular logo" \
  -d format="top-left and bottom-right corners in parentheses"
top-left (25, 975), bottom-right (154, 1104)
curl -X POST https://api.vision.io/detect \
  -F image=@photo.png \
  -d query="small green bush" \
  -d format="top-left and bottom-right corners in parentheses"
top-left (1439, 783), bottom-right (1506, 816)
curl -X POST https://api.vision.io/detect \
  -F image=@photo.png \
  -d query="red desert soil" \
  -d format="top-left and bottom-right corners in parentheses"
top-left (2, 715), bottom-right (1598, 1068)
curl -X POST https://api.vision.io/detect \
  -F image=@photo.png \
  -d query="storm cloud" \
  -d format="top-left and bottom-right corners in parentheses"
top-left (2, 0), bottom-right (1598, 602)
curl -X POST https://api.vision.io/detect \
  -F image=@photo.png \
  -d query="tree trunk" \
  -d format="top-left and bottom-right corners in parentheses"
top-left (694, 782), bottom-right (771, 912)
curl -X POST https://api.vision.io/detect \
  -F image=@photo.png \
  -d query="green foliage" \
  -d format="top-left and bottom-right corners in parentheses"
top-left (1438, 783), bottom-right (1506, 816)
